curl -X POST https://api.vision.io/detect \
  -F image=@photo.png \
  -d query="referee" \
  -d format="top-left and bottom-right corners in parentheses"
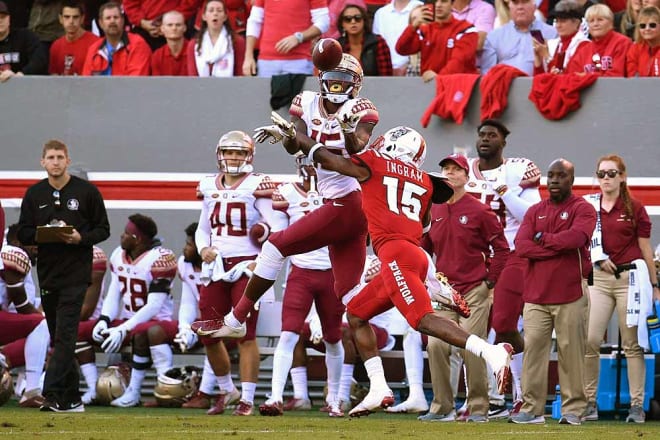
top-left (18, 139), bottom-right (110, 412)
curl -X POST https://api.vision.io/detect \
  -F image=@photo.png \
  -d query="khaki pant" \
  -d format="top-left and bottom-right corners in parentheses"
top-left (521, 286), bottom-right (588, 417)
top-left (585, 269), bottom-right (646, 407)
top-left (427, 282), bottom-right (491, 416)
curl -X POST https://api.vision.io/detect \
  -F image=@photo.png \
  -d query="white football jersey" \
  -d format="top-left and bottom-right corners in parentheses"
top-left (273, 182), bottom-right (331, 270)
top-left (0, 244), bottom-right (34, 311)
top-left (197, 173), bottom-right (277, 257)
top-left (88, 245), bottom-right (108, 321)
top-left (177, 255), bottom-right (201, 325)
top-left (177, 255), bottom-right (201, 304)
top-left (290, 91), bottom-right (378, 199)
top-left (466, 157), bottom-right (541, 248)
top-left (108, 245), bottom-right (177, 321)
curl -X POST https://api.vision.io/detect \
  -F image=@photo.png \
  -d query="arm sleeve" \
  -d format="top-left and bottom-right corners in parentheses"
top-left (125, 40), bottom-right (152, 76)
top-left (540, 204), bottom-right (597, 252)
top-left (479, 34), bottom-right (497, 75)
top-left (625, 44), bottom-right (638, 77)
top-left (513, 209), bottom-right (558, 260)
top-left (177, 281), bottom-right (199, 328)
top-left (395, 25), bottom-right (422, 56)
top-left (100, 274), bottom-right (121, 320)
top-left (438, 28), bottom-right (478, 75)
top-left (603, 39), bottom-right (632, 77)
top-left (122, 0), bottom-right (146, 25)
top-left (120, 292), bottom-right (168, 331)
top-left (310, 7), bottom-right (330, 34)
top-left (17, 189), bottom-right (37, 245)
top-left (245, 6), bottom-right (264, 38)
top-left (255, 197), bottom-right (289, 233)
top-left (195, 203), bottom-right (212, 253)
top-left (80, 186), bottom-right (111, 246)
top-left (501, 186), bottom-right (541, 223)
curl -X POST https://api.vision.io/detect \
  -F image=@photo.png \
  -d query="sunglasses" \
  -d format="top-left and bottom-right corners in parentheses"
top-left (342, 14), bottom-right (363, 23)
top-left (639, 22), bottom-right (658, 29)
top-left (596, 169), bottom-right (621, 179)
top-left (53, 190), bottom-right (62, 209)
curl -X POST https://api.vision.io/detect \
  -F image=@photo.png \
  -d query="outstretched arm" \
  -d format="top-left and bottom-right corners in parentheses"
top-left (299, 141), bottom-right (370, 181)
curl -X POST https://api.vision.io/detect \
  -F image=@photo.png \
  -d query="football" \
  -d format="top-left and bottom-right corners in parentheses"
top-left (249, 222), bottom-right (270, 247)
top-left (312, 38), bottom-right (343, 72)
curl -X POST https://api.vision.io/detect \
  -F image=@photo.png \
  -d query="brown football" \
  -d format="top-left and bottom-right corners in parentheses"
top-left (312, 38), bottom-right (343, 72)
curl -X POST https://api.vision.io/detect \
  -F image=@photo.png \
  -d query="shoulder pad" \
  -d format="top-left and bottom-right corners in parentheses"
top-left (150, 248), bottom-right (178, 280)
top-left (1, 246), bottom-right (31, 277)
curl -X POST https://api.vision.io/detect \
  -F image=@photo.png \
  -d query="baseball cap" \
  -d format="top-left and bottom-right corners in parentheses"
top-left (0, 2), bottom-right (9, 15)
top-left (439, 153), bottom-right (469, 173)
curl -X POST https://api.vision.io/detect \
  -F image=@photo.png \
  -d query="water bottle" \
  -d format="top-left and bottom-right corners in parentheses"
top-left (551, 385), bottom-right (562, 419)
top-left (647, 300), bottom-right (660, 353)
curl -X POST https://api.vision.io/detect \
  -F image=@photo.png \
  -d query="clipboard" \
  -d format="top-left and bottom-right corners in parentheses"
top-left (36, 225), bottom-right (73, 243)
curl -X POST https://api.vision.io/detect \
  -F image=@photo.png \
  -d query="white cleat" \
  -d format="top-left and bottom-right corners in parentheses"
top-left (385, 397), bottom-right (429, 414)
top-left (191, 318), bottom-right (247, 339)
top-left (482, 343), bottom-right (513, 395)
top-left (348, 388), bottom-right (395, 418)
top-left (110, 386), bottom-right (141, 408)
top-left (81, 390), bottom-right (96, 405)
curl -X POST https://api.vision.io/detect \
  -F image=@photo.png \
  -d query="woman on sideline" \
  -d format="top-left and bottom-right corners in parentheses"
top-left (583, 155), bottom-right (660, 424)
top-left (336, 3), bottom-right (392, 76)
top-left (187, 0), bottom-right (245, 77)
top-left (626, 6), bottom-right (660, 76)
top-left (533, 0), bottom-right (589, 73)
top-left (565, 4), bottom-right (632, 75)
top-left (615, 0), bottom-right (642, 39)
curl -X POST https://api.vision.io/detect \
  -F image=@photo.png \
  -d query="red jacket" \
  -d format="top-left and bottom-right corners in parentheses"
top-left (123, 0), bottom-right (198, 23)
top-left (626, 42), bottom-right (660, 77)
top-left (565, 30), bottom-right (631, 76)
top-left (396, 17), bottom-right (478, 75)
top-left (82, 33), bottom-right (152, 76)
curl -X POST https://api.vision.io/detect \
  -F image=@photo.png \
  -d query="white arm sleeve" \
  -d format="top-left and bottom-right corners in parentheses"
top-left (246, 6), bottom-right (264, 38)
top-left (501, 187), bottom-right (541, 222)
top-left (177, 282), bottom-right (198, 328)
top-left (311, 7), bottom-right (330, 34)
top-left (100, 274), bottom-right (121, 320)
top-left (255, 197), bottom-right (289, 233)
top-left (121, 292), bottom-right (167, 331)
top-left (195, 204), bottom-right (212, 254)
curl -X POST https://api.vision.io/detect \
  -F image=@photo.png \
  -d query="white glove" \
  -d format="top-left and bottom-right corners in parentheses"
top-left (92, 319), bottom-right (108, 343)
top-left (336, 99), bottom-right (367, 133)
top-left (100, 326), bottom-right (128, 353)
top-left (308, 315), bottom-right (323, 344)
top-left (174, 326), bottom-right (198, 352)
top-left (253, 124), bottom-right (288, 144)
top-left (363, 255), bottom-right (381, 283)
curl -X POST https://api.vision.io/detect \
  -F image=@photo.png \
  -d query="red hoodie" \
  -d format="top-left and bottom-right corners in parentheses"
top-left (626, 42), bottom-right (660, 77)
top-left (565, 30), bottom-right (631, 76)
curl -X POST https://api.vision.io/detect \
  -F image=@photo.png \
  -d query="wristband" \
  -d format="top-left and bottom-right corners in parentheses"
top-left (99, 315), bottom-right (111, 325)
top-left (14, 298), bottom-right (30, 309)
top-left (495, 185), bottom-right (508, 197)
top-left (307, 143), bottom-right (324, 160)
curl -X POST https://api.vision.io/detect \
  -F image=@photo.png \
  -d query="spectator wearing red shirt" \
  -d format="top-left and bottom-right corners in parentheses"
top-left (511, 159), bottom-right (596, 426)
top-left (123, 0), bottom-right (197, 50)
top-left (566, 4), bottom-right (632, 75)
top-left (243, 0), bottom-right (330, 77)
top-left (49, 1), bottom-right (99, 75)
top-left (187, 0), bottom-right (245, 76)
top-left (626, 5), bottom-right (660, 76)
top-left (396, 0), bottom-right (479, 82)
top-left (337, 3), bottom-right (392, 75)
top-left (82, 2), bottom-right (152, 75)
top-left (151, 10), bottom-right (189, 75)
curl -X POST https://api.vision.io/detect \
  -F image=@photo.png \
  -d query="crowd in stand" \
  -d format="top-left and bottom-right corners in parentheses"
top-left (0, 0), bottom-right (658, 81)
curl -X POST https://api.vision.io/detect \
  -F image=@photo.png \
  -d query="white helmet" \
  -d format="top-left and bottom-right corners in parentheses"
top-left (153, 366), bottom-right (202, 407)
top-left (319, 53), bottom-right (363, 104)
top-left (371, 126), bottom-right (427, 168)
top-left (216, 130), bottom-right (255, 175)
top-left (0, 368), bottom-right (13, 407)
top-left (95, 364), bottom-right (130, 405)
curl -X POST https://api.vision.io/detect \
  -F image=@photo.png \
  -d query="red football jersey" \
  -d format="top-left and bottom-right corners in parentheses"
top-left (352, 149), bottom-right (433, 253)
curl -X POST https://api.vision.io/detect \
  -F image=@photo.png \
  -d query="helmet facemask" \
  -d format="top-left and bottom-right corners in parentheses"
top-left (318, 54), bottom-right (363, 104)
top-left (216, 131), bottom-right (255, 175)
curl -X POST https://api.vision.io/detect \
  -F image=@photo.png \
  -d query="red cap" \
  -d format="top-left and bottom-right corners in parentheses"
top-left (439, 153), bottom-right (469, 173)
top-left (0, 2), bottom-right (9, 15)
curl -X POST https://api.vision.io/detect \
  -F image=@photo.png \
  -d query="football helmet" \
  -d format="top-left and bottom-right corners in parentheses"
top-left (371, 126), bottom-right (427, 168)
top-left (153, 366), bottom-right (202, 408)
top-left (319, 53), bottom-right (363, 104)
top-left (216, 130), bottom-right (255, 175)
top-left (95, 364), bottom-right (130, 405)
top-left (0, 368), bottom-right (13, 407)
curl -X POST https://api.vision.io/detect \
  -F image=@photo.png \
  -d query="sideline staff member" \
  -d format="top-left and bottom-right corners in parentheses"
top-left (18, 139), bottom-right (110, 412)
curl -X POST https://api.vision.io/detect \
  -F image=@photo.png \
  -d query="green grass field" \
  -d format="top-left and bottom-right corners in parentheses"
top-left (1, 402), bottom-right (659, 440)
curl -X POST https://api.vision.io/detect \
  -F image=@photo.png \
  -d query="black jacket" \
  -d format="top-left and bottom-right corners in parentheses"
top-left (0, 27), bottom-right (48, 74)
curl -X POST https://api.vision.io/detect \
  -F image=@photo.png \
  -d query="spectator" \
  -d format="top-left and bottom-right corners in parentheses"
top-left (626, 5), bottom-right (660, 76)
top-left (29, 0), bottom-right (65, 53)
top-left (187, 0), bottom-right (245, 76)
top-left (372, 0), bottom-right (422, 75)
top-left (326, 0), bottom-right (368, 39)
top-left (494, 0), bottom-right (511, 28)
top-left (82, 2), bottom-right (152, 75)
top-left (481, 0), bottom-right (557, 75)
top-left (510, 158), bottom-right (596, 426)
top-left (582, 155), bottom-right (659, 424)
top-left (49, 1), bottom-right (99, 75)
top-left (242, 0), bottom-right (330, 77)
top-left (565, 4), bottom-right (632, 75)
top-left (0, 1), bottom-right (48, 82)
top-left (122, 0), bottom-right (197, 50)
top-left (419, 153), bottom-right (510, 423)
top-left (396, 1), bottom-right (479, 82)
top-left (533, 0), bottom-right (589, 73)
top-left (615, 0), bottom-right (642, 39)
top-left (151, 10), bottom-right (189, 75)
top-left (17, 139), bottom-right (110, 412)
top-left (452, 0), bottom-right (496, 50)
top-left (337, 3), bottom-right (393, 76)
top-left (1, 0), bottom-right (31, 28)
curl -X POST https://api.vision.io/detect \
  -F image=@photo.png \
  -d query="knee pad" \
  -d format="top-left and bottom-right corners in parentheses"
top-left (253, 241), bottom-right (285, 280)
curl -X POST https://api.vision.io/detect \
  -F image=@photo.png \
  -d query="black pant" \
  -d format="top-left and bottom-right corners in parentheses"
top-left (41, 284), bottom-right (86, 405)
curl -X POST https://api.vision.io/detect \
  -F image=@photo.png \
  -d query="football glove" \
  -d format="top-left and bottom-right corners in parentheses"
top-left (100, 325), bottom-right (128, 353)
top-left (92, 319), bottom-right (108, 343)
top-left (336, 99), bottom-right (367, 134)
top-left (308, 315), bottom-right (323, 345)
top-left (174, 326), bottom-right (198, 352)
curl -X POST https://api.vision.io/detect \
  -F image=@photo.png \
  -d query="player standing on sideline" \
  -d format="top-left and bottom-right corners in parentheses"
top-left (195, 130), bottom-right (288, 416)
top-left (465, 119), bottom-right (541, 413)
top-left (193, 55), bottom-right (378, 346)
top-left (262, 124), bottom-right (513, 417)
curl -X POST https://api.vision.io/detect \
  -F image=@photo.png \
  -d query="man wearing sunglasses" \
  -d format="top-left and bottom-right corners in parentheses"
top-left (17, 139), bottom-right (110, 412)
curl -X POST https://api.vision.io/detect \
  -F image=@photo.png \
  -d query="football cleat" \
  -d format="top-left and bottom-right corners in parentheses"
top-left (191, 318), bottom-right (247, 339)
top-left (182, 391), bottom-right (212, 409)
top-left (348, 388), bottom-right (395, 418)
top-left (429, 272), bottom-right (471, 318)
top-left (283, 397), bottom-right (312, 411)
top-left (232, 400), bottom-right (254, 416)
top-left (110, 386), bottom-right (141, 407)
top-left (259, 399), bottom-right (284, 416)
top-left (385, 397), bottom-right (429, 414)
top-left (18, 389), bottom-right (45, 408)
top-left (207, 388), bottom-right (241, 415)
top-left (482, 343), bottom-right (513, 395)
top-left (327, 401), bottom-right (345, 418)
